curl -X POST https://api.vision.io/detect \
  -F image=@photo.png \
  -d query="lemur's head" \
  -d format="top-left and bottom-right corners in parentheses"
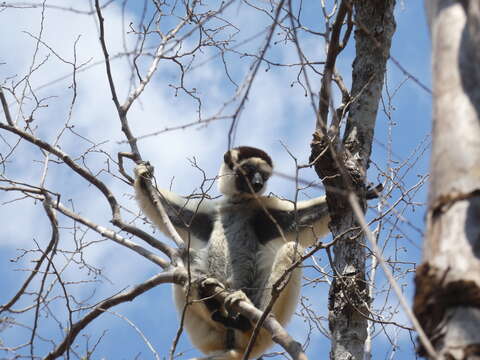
top-left (218, 146), bottom-right (273, 197)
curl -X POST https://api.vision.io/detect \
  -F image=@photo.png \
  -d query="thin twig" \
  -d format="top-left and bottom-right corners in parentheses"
top-left (55, 202), bottom-right (170, 268)
top-left (0, 193), bottom-right (58, 314)
top-left (227, 0), bottom-right (286, 148)
top-left (43, 270), bottom-right (180, 360)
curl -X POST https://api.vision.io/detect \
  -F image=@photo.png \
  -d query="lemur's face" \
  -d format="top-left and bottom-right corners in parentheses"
top-left (218, 146), bottom-right (273, 196)
top-left (234, 158), bottom-right (272, 194)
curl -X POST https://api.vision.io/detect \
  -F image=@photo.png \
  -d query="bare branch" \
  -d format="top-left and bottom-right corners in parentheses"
top-left (43, 270), bottom-right (180, 360)
top-left (94, 0), bottom-right (141, 163)
top-left (0, 123), bottom-right (174, 261)
top-left (318, 0), bottom-right (349, 128)
top-left (121, 11), bottom-right (192, 113)
top-left (227, 0), bottom-right (286, 148)
top-left (0, 193), bottom-right (58, 314)
top-left (0, 122), bottom-right (120, 213)
top-left (54, 201), bottom-right (170, 269)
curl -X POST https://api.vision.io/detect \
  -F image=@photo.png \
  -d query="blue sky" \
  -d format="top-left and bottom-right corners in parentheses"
top-left (0, 1), bottom-right (431, 359)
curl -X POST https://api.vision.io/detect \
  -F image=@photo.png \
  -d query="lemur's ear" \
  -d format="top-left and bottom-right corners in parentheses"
top-left (224, 150), bottom-right (234, 170)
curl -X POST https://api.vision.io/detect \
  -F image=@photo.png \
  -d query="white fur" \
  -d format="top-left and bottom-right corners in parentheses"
top-left (217, 162), bottom-right (238, 196)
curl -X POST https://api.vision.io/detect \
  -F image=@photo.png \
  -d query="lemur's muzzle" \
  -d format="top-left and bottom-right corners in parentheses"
top-left (251, 172), bottom-right (264, 192)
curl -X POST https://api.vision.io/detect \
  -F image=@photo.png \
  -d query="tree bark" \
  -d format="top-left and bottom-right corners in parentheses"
top-left (311, 1), bottom-right (396, 359)
top-left (414, 1), bottom-right (480, 358)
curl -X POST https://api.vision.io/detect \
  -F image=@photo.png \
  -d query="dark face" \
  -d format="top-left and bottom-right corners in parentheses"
top-left (235, 163), bottom-right (269, 194)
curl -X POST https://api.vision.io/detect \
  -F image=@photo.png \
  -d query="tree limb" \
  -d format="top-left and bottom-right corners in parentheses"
top-left (198, 278), bottom-right (308, 360)
top-left (43, 270), bottom-right (180, 360)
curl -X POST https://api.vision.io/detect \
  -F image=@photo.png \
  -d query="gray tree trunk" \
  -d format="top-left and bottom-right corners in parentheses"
top-left (414, 1), bottom-right (480, 358)
top-left (311, 1), bottom-right (396, 359)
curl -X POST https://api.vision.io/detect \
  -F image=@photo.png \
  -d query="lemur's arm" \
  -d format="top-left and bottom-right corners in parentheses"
top-left (134, 162), bottom-right (214, 245)
top-left (252, 196), bottom-right (330, 248)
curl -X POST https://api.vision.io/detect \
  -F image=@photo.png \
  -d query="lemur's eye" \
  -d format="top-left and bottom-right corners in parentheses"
top-left (239, 164), bottom-right (255, 175)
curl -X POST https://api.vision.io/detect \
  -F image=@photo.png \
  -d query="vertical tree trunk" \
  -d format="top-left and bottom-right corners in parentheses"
top-left (414, 1), bottom-right (480, 358)
top-left (311, 1), bottom-right (396, 359)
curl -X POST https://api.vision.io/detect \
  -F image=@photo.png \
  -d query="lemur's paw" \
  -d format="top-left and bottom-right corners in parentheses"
top-left (225, 290), bottom-right (251, 310)
top-left (199, 277), bottom-right (226, 290)
top-left (197, 278), bottom-right (228, 316)
top-left (134, 161), bottom-right (154, 178)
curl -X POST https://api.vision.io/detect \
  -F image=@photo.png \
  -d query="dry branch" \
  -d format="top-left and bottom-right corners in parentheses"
top-left (54, 201), bottom-right (170, 268)
top-left (43, 270), bottom-right (179, 360)
top-left (318, 0), bottom-right (350, 128)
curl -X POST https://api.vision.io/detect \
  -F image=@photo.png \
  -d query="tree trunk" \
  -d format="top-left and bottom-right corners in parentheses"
top-left (311, 1), bottom-right (396, 359)
top-left (414, 1), bottom-right (480, 358)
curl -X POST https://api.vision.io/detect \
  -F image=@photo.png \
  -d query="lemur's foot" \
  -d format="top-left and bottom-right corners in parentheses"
top-left (134, 161), bottom-right (154, 178)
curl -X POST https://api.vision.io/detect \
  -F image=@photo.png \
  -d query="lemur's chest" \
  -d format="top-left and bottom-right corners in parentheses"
top-left (210, 206), bottom-right (260, 249)
top-left (206, 207), bottom-right (268, 293)
top-left (206, 205), bottom-right (258, 257)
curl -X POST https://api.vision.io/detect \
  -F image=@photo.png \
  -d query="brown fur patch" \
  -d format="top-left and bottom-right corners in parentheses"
top-left (224, 146), bottom-right (273, 169)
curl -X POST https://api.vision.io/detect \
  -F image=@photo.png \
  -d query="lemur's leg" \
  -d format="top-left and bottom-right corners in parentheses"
top-left (262, 241), bottom-right (303, 325)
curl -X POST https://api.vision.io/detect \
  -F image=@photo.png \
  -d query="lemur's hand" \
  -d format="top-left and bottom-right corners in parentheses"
top-left (134, 161), bottom-right (154, 179)
top-left (199, 277), bottom-right (226, 291)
